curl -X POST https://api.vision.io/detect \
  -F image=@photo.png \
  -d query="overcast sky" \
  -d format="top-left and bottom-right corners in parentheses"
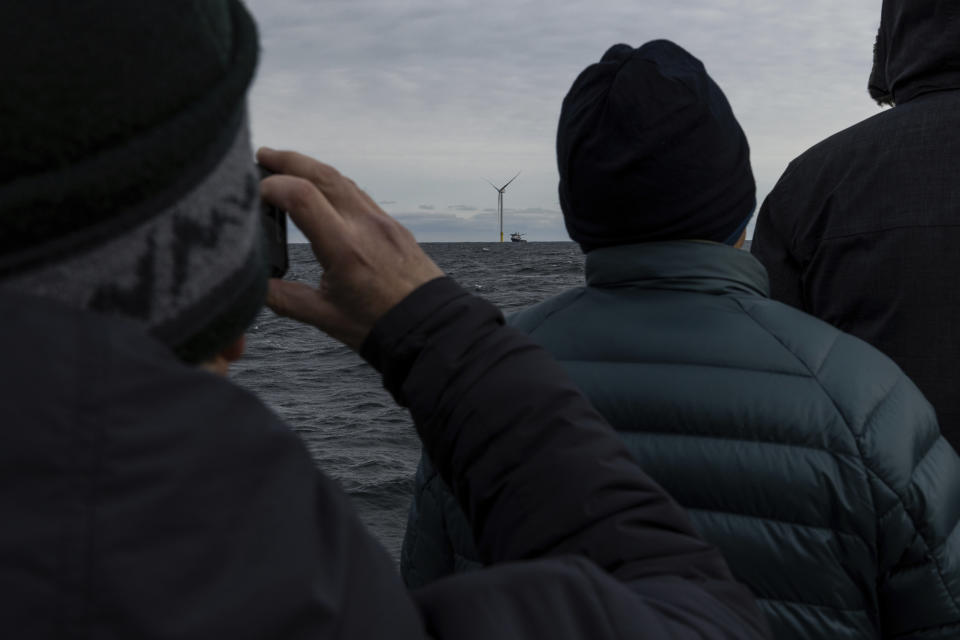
top-left (244, 0), bottom-right (884, 243)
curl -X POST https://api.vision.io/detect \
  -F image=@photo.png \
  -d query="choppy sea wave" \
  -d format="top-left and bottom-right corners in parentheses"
top-left (230, 242), bottom-right (585, 560)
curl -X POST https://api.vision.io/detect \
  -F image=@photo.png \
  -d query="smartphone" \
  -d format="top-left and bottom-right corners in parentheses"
top-left (257, 165), bottom-right (289, 278)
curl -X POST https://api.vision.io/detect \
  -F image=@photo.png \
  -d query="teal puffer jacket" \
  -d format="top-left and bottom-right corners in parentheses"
top-left (401, 241), bottom-right (960, 639)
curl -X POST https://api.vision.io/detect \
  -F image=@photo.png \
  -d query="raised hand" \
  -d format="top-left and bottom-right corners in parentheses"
top-left (256, 147), bottom-right (444, 349)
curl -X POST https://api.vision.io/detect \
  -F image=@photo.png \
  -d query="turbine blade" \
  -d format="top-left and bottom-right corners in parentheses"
top-left (502, 171), bottom-right (521, 190)
top-left (484, 178), bottom-right (499, 191)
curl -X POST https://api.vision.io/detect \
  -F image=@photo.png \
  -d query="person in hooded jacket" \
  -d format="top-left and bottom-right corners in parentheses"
top-left (402, 40), bottom-right (960, 639)
top-left (751, 0), bottom-right (960, 450)
top-left (0, 3), bottom-right (773, 639)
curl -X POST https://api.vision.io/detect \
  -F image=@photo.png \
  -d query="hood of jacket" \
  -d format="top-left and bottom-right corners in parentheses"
top-left (868, 0), bottom-right (960, 105)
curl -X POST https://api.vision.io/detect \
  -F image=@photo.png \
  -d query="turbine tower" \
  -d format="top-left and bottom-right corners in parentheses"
top-left (485, 171), bottom-right (520, 242)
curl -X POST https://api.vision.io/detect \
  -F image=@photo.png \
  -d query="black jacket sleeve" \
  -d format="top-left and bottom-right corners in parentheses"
top-left (4, 284), bottom-right (769, 640)
top-left (363, 277), bottom-right (770, 639)
top-left (751, 174), bottom-right (807, 310)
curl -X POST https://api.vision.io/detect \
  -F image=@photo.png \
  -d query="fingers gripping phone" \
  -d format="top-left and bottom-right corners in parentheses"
top-left (257, 165), bottom-right (289, 278)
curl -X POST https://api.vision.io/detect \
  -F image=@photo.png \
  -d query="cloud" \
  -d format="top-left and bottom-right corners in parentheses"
top-left (378, 200), bottom-right (397, 205)
top-left (418, 204), bottom-right (436, 210)
top-left (448, 204), bottom-right (478, 212)
top-left (510, 207), bottom-right (561, 215)
top-left (246, 0), bottom-right (884, 241)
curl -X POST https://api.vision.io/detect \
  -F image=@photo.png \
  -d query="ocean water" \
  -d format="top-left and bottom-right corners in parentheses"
top-left (230, 242), bottom-right (585, 560)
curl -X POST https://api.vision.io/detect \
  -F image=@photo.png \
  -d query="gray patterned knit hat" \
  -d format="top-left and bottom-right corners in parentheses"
top-left (0, 0), bottom-right (264, 363)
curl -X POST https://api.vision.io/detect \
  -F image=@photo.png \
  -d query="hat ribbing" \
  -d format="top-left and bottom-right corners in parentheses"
top-left (0, 1), bottom-right (265, 362)
top-left (557, 40), bottom-right (755, 252)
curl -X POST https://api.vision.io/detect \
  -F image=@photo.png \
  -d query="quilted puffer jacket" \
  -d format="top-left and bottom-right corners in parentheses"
top-left (402, 241), bottom-right (960, 639)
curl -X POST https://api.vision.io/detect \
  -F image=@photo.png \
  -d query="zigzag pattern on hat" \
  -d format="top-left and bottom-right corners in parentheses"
top-left (0, 122), bottom-right (262, 348)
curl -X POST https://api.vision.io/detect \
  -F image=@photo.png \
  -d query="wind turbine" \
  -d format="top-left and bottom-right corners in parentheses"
top-left (485, 171), bottom-right (520, 242)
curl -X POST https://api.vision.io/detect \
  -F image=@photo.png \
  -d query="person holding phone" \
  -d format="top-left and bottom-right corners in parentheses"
top-left (0, 2), bottom-right (769, 639)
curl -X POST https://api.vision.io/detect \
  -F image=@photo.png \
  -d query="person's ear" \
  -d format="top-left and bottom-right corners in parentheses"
top-left (201, 335), bottom-right (246, 376)
top-left (221, 335), bottom-right (246, 364)
top-left (733, 229), bottom-right (747, 249)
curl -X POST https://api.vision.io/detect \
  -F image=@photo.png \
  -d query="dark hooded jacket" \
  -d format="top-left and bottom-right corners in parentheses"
top-left (751, 0), bottom-right (960, 448)
top-left (0, 279), bottom-right (769, 640)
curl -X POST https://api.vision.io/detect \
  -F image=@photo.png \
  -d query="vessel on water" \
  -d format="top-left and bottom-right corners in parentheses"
top-left (510, 232), bottom-right (527, 243)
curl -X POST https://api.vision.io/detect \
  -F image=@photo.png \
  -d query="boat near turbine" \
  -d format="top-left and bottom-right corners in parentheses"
top-left (510, 232), bottom-right (527, 243)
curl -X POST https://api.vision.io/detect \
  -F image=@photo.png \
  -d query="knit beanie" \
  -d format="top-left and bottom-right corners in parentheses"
top-left (557, 40), bottom-right (755, 252)
top-left (0, 1), bottom-right (265, 363)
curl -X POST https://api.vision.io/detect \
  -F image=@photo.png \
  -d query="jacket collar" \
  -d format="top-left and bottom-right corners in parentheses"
top-left (584, 240), bottom-right (770, 298)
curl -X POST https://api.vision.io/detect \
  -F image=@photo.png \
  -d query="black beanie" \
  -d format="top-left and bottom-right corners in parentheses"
top-left (557, 40), bottom-right (755, 252)
top-left (0, 1), bottom-right (265, 363)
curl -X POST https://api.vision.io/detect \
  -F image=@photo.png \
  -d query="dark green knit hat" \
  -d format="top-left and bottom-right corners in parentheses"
top-left (0, 0), bottom-right (265, 363)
